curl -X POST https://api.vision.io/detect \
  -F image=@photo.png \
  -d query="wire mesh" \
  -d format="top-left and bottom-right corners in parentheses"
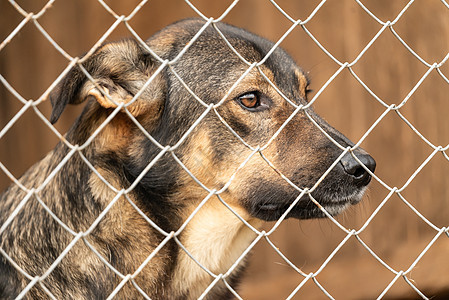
top-left (0, 0), bottom-right (448, 299)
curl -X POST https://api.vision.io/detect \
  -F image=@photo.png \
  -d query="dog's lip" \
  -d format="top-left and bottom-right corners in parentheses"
top-left (258, 192), bottom-right (363, 214)
top-left (258, 200), bottom-right (346, 212)
top-left (258, 201), bottom-right (309, 214)
top-left (253, 191), bottom-right (366, 221)
top-left (259, 203), bottom-right (284, 211)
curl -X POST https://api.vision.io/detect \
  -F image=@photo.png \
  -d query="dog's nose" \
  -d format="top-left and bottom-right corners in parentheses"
top-left (339, 151), bottom-right (376, 186)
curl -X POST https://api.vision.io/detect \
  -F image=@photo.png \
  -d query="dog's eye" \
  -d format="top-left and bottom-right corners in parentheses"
top-left (238, 92), bottom-right (260, 109)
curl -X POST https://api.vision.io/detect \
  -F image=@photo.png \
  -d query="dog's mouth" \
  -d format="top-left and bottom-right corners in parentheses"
top-left (254, 188), bottom-right (366, 221)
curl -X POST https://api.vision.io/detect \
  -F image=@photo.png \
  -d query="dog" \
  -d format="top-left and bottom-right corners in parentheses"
top-left (0, 18), bottom-right (376, 299)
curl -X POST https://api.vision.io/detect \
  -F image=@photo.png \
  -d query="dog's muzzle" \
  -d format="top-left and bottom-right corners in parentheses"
top-left (247, 150), bottom-right (376, 221)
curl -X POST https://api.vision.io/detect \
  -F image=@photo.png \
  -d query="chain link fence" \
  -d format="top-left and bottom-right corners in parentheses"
top-left (1, 0), bottom-right (448, 299)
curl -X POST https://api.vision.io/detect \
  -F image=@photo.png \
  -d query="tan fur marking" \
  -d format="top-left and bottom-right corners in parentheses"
top-left (171, 197), bottom-right (263, 298)
top-left (87, 86), bottom-right (149, 117)
top-left (92, 114), bottom-right (132, 151)
top-left (88, 87), bottom-right (116, 108)
top-left (295, 69), bottom-right (308, 99)
top-left (180, 128), bottom-right (219, 189)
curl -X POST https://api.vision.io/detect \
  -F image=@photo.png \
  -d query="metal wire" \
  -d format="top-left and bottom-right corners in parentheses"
top-left (0, 0), bottom-right (448, 299)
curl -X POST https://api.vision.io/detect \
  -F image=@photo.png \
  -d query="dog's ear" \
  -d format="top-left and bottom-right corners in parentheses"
top-left (49, 39), bottom-right (165, 124)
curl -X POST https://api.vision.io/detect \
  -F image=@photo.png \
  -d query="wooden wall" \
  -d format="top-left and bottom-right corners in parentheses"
top-left (1, 0), bottom-right (448, 298)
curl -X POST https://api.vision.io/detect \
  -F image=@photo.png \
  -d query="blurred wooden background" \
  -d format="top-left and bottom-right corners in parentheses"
top-left (1, 0), bottom-right (448, 299)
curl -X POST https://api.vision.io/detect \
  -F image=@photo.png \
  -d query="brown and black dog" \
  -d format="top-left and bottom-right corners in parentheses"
top-left (0, 19), bottom-right (375, 299)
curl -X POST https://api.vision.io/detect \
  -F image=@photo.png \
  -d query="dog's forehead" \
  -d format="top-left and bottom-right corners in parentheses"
top-left (148, 19), bottom-right (292, 65)
top-left (148, 19), bottom-right (307, 99)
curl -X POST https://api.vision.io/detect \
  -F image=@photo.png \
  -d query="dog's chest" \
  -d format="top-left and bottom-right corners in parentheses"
top-left (170, 202), bottom-right (263, 298)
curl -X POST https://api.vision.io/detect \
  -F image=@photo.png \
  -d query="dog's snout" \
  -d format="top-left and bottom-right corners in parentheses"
top-left (340, 151), bottom-right (376, 186)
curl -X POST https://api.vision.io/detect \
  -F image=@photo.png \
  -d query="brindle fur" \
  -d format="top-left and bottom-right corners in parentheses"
top-left (0, 19), bottom-right (375, 299)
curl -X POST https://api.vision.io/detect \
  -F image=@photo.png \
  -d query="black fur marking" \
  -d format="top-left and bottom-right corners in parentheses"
top-left (0, 257), bottom-right (21, 298)
top-left (123, 153), bottom-right (182, 234)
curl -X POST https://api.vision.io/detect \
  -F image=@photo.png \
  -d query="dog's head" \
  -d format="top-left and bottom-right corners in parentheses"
top-left (50, 19), bottom-right (375, 223)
